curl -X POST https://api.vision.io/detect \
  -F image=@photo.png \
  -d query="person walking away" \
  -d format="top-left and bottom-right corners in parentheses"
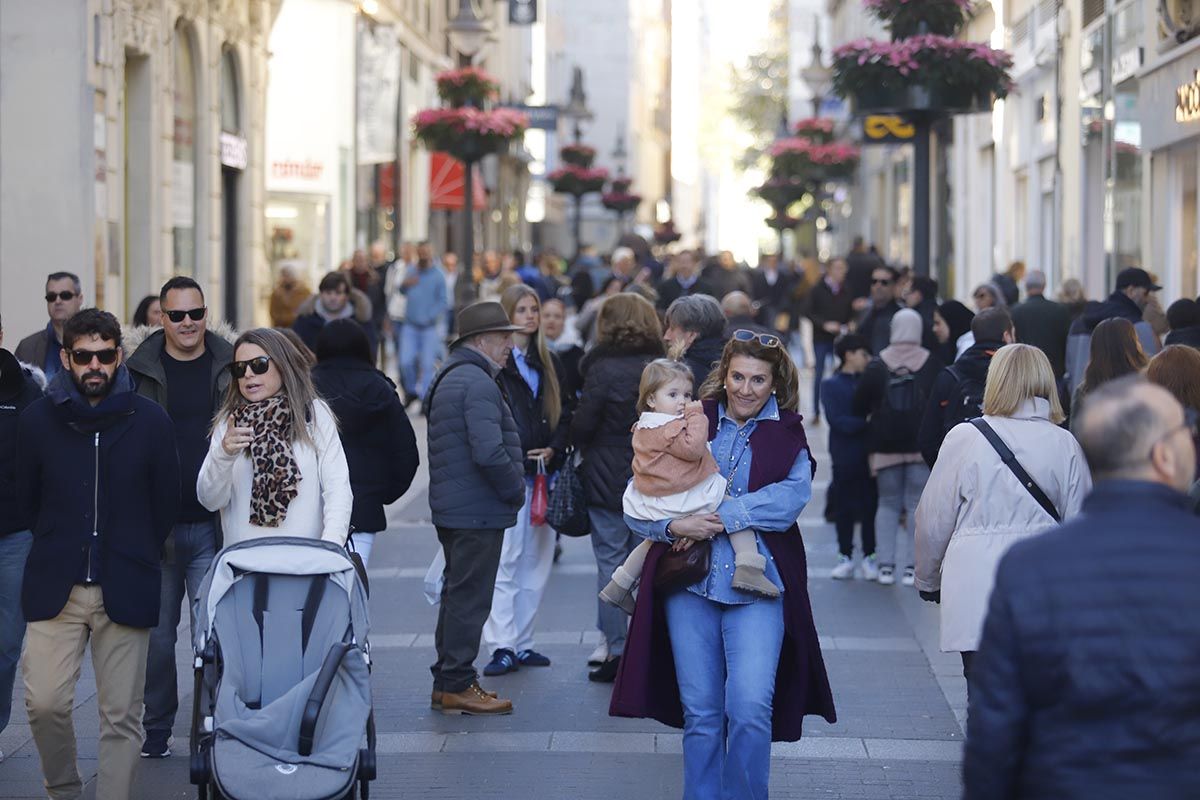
top-left (269, 264), bottom-right (313, 328)
top-left (1010, 270), bottom-right (1071, 379)
top-left (0, 315), bottom-right (44, 758)
top-left (15, 271), bottom-right (85, 383)
top-left (1069, 317), bottom-right (1148, 423)
top-left (853, 309), bottom-right (942, 586)
top-left (312, 319), bottom-right (419, 567)
top-left (124, 276), bottom-right (233, 759)
top-left (918, 308), bottom-right (1014, 467)
top-left (481, 287), bottom-right (574, 677)
top-left (1065, 267), bottom-right (1161, 396)
top-left (808, 258), bottom-right (855, 424)
top-left (749, 253), bottom-right (794, 334)
top-left (384, 242), bottom-right (416, 374)
top-left (932, 301), bottom-right (975, 365)
top-left (398, 245), bottom-right (449, 406)
top-left (990, 260), bottom-right (1024, 307)
top-left (915, 345), bottom-right (1090, 688)
top-left (700, 250), bottom-right (753, 300)
top-left (18, 309), bottom-right (180, 800)
top-left (1146, 345), bottom-right (1200, 476)
top-left (856, 265), bottom-right (902, 355)
top-left (422, 302), bottom-right (525, 714)
top-left (964, 376), bottom-right (1200, 799)
top-left (571, 294), bottom-right (665, 681)
top-left (292, 271), bottom-right (376, 353)
top-left (663, 294), bottom-right (729, 394)
top-left (613, 333), bottom-right (836, 800)
top-left (196, 328), bottom-right (352, 548)
top-left (365, 241), bottom-right (392, 362)
top-left (656, 250), bottom-right (716, 311)
top-left (822, 334), bottom-right (878, 580)
top-left (845, 235), bottom-right (882, 301)
top-left (1164, 298), bottom-right (1200, 349)
top-left (1056, 278), bottom-right (1088, 322)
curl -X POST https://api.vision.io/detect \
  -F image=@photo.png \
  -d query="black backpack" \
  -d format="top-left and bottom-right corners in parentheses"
top-left (871, 362), bottom-right (927, 449)
top-left (941, 364), bottom-right (985, 433)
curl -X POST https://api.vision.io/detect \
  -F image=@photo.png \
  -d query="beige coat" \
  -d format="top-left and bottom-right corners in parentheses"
top-left (914, 398), bottom-right (1092, 652)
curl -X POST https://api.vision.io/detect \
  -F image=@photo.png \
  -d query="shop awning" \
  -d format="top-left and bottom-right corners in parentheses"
top-left (429, 152), bottom-right (486, 211)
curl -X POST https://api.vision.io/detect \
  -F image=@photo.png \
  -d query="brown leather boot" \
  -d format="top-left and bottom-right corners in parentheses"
top-left (439, 683), bottom-right (513, 715)
top-left (431, 686), bottom-right (498, 709)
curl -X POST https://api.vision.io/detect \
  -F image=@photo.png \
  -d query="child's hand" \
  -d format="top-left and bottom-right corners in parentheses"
top-left (683, 400), bottom-right (704, 415)
top-left (671, 539), bottom-right (695, 552)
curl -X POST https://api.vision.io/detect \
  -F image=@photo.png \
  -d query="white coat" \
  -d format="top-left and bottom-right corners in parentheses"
top-left (914, 397), bottom-right (1092, 652)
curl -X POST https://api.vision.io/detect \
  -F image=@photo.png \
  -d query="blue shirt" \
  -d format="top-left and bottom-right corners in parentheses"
top-left (41, 322), bottom-right (64, 381)
top-left (625, 395), bottom-right (813, 604)
top-left (400, 265), bottom-right (448, 327)
top-left (513, 346), bottom-right (540, 397)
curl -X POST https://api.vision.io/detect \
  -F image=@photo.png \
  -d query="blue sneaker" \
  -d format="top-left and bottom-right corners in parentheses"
top-left (517, 649), bottom-right (551, 667)
top-left (483, 648), bottom-right (520, 676)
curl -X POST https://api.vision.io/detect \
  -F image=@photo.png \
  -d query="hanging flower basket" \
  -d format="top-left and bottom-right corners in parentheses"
top-left (560, 144), bottom-right (597, 167)
top-left (654, 220), bottom-right (682, 245)
top-left (412, 107), bottom-right (529, 160)
top-left (549, 165), bottom-right (610, 196)
top-left (768, 138), bottom-right (861, 180)
top-left (601, 191), bottom-right (642, 213)
top-left (765, 214), bottom-right (803, 231)
top-left (435, 66), bottom-right (501, 107)
top-left (753, 177), bottom-right (811, 208)
top-left (864, 0), bottom-right (974, 39)
top-left (611, 176), bottom-right (633, 193)
top-left (791, 118), bottom-right (836, 144)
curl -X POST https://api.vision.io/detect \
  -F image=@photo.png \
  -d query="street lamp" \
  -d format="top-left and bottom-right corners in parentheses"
top-left (446, 0), bottom-right (492, 278)
top-left (800, 17), bottom-right (833, 119)
top-left (612, 131), bottom-right (628, 176)
top-left (561, 66), bottom-right (593, 258)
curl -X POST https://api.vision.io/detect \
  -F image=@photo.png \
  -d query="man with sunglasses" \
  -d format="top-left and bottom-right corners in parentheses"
top-left (856, 265), bottom-right (903, 355)
top-left (123, 275), bottom-right (232, 759)
top-left (17, 308), bottom-right (179, 800)
top-left (14, 271), bottom-right (84, 382)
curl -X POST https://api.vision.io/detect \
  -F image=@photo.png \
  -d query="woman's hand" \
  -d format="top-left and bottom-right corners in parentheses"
top-left (527, 447), bottom-right (555, 463)
top-left (670, 538), bottom-right (695, 552)
top-left (668, 514), bottom-right (725, 541)
top-left (222, 425), bottom-right (254, 456)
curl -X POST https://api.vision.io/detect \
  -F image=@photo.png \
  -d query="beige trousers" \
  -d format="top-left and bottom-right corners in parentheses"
top-left (23, 584), bottom-right (150, 800)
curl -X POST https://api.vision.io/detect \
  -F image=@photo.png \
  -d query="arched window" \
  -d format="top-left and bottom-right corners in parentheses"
top-left (172, 23), bottom-right (198, 275)
top-left (221, 50), bottom-right (241, 134)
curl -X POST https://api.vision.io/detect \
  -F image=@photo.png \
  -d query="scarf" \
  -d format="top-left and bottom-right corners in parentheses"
top-left (880, 308), bottom-right (930, 372)
top-left (235, 395), bottom-right (301, 527)
top-left (315, 297), bottom-right (355, 323)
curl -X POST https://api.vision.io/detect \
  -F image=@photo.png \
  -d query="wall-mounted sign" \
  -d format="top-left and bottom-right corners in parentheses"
top-left (510, 0), bottom-right (537, 24)
top-left (220, 132), bottom-right (248, 170)
top-left (862, 115), bottom-right (915, 143)
top-left (1112, 47), bottom-right (1143, 86)
top-left (502, 104), bottom-right (558, 130)
top-left (271, 160), bottom-right (325, 181)
top-left (1177, 70), bottom-right (1200, 123)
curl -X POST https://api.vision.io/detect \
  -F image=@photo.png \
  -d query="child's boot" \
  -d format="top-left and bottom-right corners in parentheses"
top-left (732, 552), bottom-right (781, 598)
top-left (599, 566), bottom-right (639, 615)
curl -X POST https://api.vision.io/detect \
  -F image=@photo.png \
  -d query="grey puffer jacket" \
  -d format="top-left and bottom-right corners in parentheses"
top-left (425, 345), bottom-right (525, 530)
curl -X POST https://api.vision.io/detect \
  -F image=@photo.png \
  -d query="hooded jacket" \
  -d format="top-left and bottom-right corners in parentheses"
top-left (0, 349), bottom-right (44, 536)
top-left (17, 367), bottom-right (180, 628)
top-left (682, 335), bottom-right (726, 394)
top-left (292, 289), bottom-right (376, 353)
top-left (917, 339), bottom-right (1004, 467)
top-left (853, 310), bottom-right (941, 455)
top-left (1064, 291), bottom-right (1160, 396)
top-left (1165, 325), bottom-right (1200, 350)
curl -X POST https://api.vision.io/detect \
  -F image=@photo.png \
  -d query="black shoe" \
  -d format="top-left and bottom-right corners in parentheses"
top-left (140, 730), bottom-right (173, 758)
top-left (517, 649), bottom-right (551, 667)
top-left (483, 648), bottom-right (520, 676)
top-left (588, 656), bottom-right (621, 683)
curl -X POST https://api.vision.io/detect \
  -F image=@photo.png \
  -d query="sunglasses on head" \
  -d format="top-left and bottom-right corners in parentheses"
top-left (732, 329), bottom-right (782, 349)
top-left (45, 291), bottom-right (77, 303)
top-left (70, 348), bottom-right (118, 366)
top-left (228, 356), bottom-right (272, 379)
top-left (164, 307), bottom-right (207, 323)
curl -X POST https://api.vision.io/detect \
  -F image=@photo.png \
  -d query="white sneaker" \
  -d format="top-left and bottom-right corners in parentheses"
top-left (901, 567), bottom-right (916, 587)
top-left (830, 555), bottom-right (855, 580)
top-left (878, 565), bottom-right (896, 586)
top-left (587, 639), bottom-right (609, 666)
top-left (860, 555), bottom-right (879, 582)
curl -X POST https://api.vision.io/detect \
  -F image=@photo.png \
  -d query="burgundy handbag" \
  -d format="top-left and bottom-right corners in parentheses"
top-left (653, 539), bottom-right (712, 592)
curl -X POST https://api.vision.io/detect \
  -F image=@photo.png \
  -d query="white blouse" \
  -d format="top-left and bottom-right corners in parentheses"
top-left (197, 399), bottom-right (353, 547)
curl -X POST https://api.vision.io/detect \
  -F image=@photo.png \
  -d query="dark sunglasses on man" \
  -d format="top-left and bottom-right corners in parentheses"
top-left (45, 291), bottom-right (77, 303)
top-left (871, 277), bottom-right (892, 286)
top-left (228, 355), bottom-right (272, 379)
top-left (70, 348), bottom-right (119, 366)
top-left (731, 329), bottom-right (782, 349)
top-left (164, 307), bottom-right (207, 324)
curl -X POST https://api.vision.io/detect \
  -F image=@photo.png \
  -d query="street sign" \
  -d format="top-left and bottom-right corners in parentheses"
top-left (510, 0), bottom-right (536, 24)
top-left (861, 115), bottom-right (916, 144)
top-left (503, 104), bottom-right (558, 130)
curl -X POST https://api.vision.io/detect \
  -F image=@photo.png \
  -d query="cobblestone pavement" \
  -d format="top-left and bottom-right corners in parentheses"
top-left (0, 380), bottom-right (967, 799)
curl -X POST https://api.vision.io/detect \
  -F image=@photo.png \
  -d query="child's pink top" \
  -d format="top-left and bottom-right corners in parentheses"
top-left (630, 401), bottom-right (720, 497)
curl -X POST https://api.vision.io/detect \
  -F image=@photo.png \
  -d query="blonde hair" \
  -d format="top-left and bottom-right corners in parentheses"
top-left (699, 336), bottom-right (801, 412)
top-left (636, 358), bottom-right (696, 412)
top-left (982, 343), bottom-right (1065, 424)
top-left (501, 284), bottom-right (562, 429)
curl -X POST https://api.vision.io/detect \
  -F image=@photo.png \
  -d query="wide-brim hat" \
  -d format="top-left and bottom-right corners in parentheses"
top-left (450, 301), bottom-right (523, 348)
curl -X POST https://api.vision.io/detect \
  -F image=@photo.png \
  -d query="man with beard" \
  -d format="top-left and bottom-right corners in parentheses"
top-left (17, 308), bottom-right (179, 800)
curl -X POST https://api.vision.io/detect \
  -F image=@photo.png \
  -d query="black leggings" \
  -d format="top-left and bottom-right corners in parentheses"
top-left (833, 470), bottom-right (877, 558)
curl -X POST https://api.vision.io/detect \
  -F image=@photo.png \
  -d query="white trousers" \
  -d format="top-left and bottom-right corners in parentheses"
top-left (482, 483), bottom-right (556, 654)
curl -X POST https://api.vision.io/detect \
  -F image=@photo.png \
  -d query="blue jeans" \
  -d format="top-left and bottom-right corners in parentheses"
top-left (665, 590), bottom-right (784, 800)
top-left (143, 519), bottom-right (218, 734)
top-left (400, 323), bottom-right (442, 398)
top-left (588, 508), bottom-right (638, 657)
top-left (0, 530), bottom-right (32, 734)
top-left (813, 340), bottom-right (835, 415)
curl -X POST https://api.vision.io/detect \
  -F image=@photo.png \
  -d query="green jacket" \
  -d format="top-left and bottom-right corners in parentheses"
top-left (124, 328), bottom-right (234, 409)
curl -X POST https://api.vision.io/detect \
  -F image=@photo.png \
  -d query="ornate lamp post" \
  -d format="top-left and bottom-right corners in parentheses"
top-left (560, 67), bottom-right (595, 260)
top-left (800, 18), bottom-right (834, 119)
top-left (445, 0), bottom-right (491, 274)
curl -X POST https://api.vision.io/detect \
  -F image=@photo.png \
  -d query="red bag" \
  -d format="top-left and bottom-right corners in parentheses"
top-left (530, 456), bottom-right (549, 526)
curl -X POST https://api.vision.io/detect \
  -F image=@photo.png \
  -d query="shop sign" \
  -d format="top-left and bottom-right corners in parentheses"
top-left (1177, 71), bottom-right (1200, 123)
top-left (220, 132), bottom-right (248, 170)
top-left (271, 160), bottom-right (325, 181)
top-left (509, 0), bottom-right (536, 24)
top-left (861, 115), bottom-right (915, 143)
top-left (1112, 47), bottom-right (1143, 86)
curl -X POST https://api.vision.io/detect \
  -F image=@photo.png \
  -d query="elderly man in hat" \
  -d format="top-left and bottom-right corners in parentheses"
top-left (422, 302), bottom-right (526, 715)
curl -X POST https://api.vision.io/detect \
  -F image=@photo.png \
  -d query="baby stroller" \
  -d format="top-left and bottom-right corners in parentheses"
top-left (189, 537), bottom-right (376, 800)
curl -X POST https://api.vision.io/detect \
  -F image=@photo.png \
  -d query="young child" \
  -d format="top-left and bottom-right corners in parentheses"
top-left (600, 359), bottom-right (780, 615)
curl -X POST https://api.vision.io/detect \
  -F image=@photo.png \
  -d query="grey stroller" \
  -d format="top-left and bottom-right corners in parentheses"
top-left (189, 537), bottom-right (376, 800)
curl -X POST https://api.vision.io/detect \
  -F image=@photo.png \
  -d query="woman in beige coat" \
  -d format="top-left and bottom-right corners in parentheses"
top-left (915, 344), bottom-right (1091, 683)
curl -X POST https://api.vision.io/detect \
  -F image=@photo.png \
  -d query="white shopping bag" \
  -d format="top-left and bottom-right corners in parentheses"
top-left (423, 548), bottom-right (446, 606)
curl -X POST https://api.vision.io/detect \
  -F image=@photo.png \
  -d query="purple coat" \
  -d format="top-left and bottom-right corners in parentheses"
top-left (609, 400), bottom-right (837, 740)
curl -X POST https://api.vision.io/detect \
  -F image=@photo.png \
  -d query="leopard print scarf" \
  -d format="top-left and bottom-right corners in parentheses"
top-left (234, 395), bottom-right (302, 527)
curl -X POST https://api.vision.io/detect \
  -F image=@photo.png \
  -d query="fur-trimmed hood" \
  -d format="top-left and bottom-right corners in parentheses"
top-left (122, 319), bottom-right (238, 356)
top-left (295, 288), bottom-right (373, 324)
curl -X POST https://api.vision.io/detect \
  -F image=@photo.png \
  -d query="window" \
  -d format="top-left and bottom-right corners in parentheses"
top-left (221, 50), bottom-right (241, 134)
top-left (172, 23), bottom-right (198, 275)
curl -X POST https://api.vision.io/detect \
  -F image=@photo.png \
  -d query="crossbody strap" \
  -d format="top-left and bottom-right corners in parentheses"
top-left (969, 418), bottom-right (1062, 524)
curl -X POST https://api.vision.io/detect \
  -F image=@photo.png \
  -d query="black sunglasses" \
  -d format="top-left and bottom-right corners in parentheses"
top-left (732, 329), bottom-right (782, 349)
top-left (164, 307), bottom-right (207, 323)
top-left (229, 356), bottom-right (272, 379)
top-left (871, 278), bottom-right (893, 286)
top-left (70, 348), bottom-right (118, 366)
top-left (45, 291), bottom-right (77, 303)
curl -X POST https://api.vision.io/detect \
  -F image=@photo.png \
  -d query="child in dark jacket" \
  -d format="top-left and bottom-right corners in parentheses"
top-left (821, 334), bottom-right (878, 580)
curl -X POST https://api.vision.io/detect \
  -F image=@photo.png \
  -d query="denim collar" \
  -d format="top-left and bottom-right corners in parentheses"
top-left (717, 394), bottom-right (780, 428)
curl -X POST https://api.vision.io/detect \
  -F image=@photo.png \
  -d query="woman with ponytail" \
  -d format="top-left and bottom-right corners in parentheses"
top-left (481, 285), bottom-right (575, 676)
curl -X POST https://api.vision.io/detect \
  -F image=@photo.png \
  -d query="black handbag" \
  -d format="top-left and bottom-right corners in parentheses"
top-left (546, 448), bottom-right (591, 537)
top-left (654, 539), bottom-right (712, 592)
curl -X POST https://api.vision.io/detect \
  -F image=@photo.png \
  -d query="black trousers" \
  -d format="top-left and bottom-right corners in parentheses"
top-left (833, 469), bottom-right (877, 558)
top-left (431, 526), bottom-right (505, 694)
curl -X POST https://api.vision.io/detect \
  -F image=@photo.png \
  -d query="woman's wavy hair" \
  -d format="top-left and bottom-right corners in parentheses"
top-left (596, 293), bottom-right (664, 352)
top-left (1081, 317), bottom-right (1147, 393)
top-left (501, 284), bottom-right (562, 429)
top-left (699, 335), bottom-right (800, 413)
top-left (214, 327), bottom-right (324, 447)
top-left (1147, 344), bottom-right (1200, 412)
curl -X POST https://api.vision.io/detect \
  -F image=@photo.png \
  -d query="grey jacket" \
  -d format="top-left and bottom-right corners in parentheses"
top-left (124, 327), bottom-right (235, 408)
top-left (426, 345), bottom-right (525, 530)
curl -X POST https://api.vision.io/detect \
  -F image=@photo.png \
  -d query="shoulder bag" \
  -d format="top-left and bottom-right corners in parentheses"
top-left (970, 418), bottom-right (1062, 523)
top-left (654, 536), bottom-right (712, 592)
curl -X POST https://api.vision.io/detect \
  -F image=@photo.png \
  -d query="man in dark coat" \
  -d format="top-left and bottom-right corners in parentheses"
top-left (292, 271), bottom-right (377, 354)
top-left (1065, 267), bottom-right (1161, 395)
top-left (844, 236), bottom-right (881, 301)
top-left (663, 294), bottom-right (728, 392)
top-left (855, 264), bottom-right (902, 354)
top-left (964, 376), bottom-right (1200, 800)
top-left (656, 250), bottom-right (716, 310)
top-left (18, 309), bottom-right (179, 800)
top-left (1164, 298), bottom-right (1200, 349)
top-left (701, 250), bottom-right (753, 300)
top-left (903, 274), bottom-right (942, 353)
top-left (749, 254), bottom-right (795, 333)
top-left (808, 258), bottom-right (855, 422)
top-left (1010, 269), bottom-right (1072, 378)
top-left (14, 271), bottom-right (85, 382)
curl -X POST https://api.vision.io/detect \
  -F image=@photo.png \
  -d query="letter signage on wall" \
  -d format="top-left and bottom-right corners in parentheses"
top-left (1177, 70), bottom-right (1200, 123)
top-left (861, 115), bottom-right (916, 143)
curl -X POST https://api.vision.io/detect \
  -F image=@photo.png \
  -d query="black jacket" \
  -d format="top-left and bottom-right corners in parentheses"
top-left (808, 280), bottom-right (855, 344)
top-left (845, 251), bottom-right (882, 299)
top-left (964, 480), bottom-right (1200, 800)
top-left (656, 276), bottom-right (717, 311)
top-left (125, 328), bottom-right (234, 408)
top-left (750, 269), bottom-right (795, 330)
top-left (917, 340), bottom-right (1002, 467)
top-left (18, 368), bottom-right (180, 628)
top-left (312, 358), bottom-right (419, 533)
top-left (1165, 325), bottom-right (1200, 350)
top-left (701, 264), bottom-right (753, 300)
top-left (853, 354), bottom-right (942, 454)
top-left (682, 335), bottom-right (727, 394)
top-left (1011, 295), bottom-right (1072, 378)
top-left (570, 339), bottom-right (664, 510)
top-left (0, 349), bottom-right (43, 536)
top-left (857, 301), bottom-right (902, 355)
top-left (497, 344), bottom-right (574, 476)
